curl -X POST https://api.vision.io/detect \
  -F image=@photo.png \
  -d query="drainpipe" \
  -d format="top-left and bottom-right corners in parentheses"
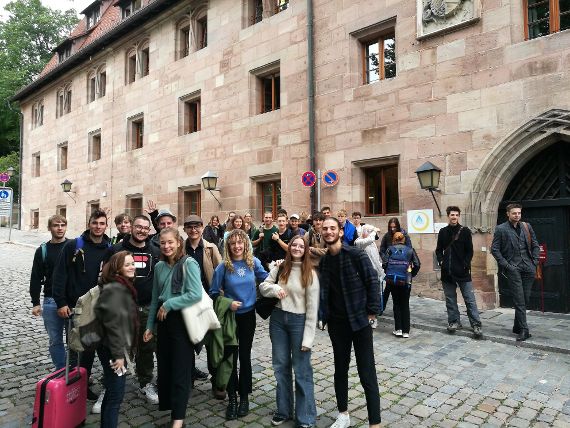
top-left (306, 0), bottom-right (316, 213)
top-left (6, 100), bottom-right (23, 230)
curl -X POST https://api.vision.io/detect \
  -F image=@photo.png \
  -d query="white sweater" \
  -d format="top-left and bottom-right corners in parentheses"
top-left (259, 262), bottom-right (320, 349)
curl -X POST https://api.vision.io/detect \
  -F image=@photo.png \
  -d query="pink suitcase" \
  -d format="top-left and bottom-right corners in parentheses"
top-left (32, 351), bottom-right (87, 428)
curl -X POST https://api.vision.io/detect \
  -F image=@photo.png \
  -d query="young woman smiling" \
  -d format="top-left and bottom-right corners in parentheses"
top-left (209, 229), bottom-right (268, 420)
top-left (259, 236), bottom-right (320, 428)
top-left (94, 250), bottom-right (138, 428)
top-left (143, 227), bottom-right (202, 428)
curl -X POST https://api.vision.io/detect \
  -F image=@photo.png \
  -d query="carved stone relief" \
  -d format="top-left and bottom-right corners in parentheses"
top-left (417, 0), bottom-right (480, 39)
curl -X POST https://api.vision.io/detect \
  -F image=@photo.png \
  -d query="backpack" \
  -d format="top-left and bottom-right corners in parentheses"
top-left (40, 242), bottom-right (48, 284)
top-left (385, 246), bottom-right (413, 285)
top-left (68, 285), bottom-right (104, 352)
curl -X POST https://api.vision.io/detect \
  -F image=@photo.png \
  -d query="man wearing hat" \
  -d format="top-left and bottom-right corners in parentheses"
top-left (149, 208), bottom-right (177, 248)
top-left (183, 215), bottom-right (223, 386)
top-left (288, 213), bottom-right (306, 236)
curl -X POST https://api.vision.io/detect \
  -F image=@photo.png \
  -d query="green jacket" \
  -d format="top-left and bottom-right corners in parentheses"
top-left (204, 296), bottom-right (237, 390)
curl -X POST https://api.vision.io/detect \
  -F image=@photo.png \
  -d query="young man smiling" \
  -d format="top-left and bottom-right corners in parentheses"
top-left (318, 217), bottom-right (381, 428)
top-left (111, 215), bottom-right (161, 404)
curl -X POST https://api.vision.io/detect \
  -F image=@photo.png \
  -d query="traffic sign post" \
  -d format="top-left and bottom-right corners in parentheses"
top-left (322, 169), bottom-right (339, 186)
top-left (301, 171), bottom-right (317, 187)
top-left (0, 187), bottom-right (14, 242)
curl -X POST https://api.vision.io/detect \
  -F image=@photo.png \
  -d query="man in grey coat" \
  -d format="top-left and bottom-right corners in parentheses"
top-left (491, 203), bottom-right (539, 341)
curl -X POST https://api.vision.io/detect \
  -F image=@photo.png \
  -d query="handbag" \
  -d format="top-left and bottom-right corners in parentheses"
top-left (255, 296), bottom-right (279, 320)
top-left (182, 285), bottom-right (221, 345)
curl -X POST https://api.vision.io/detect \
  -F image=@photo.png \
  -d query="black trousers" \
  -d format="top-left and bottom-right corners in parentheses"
top-left (392, 285), bottom-right (411, 334)
top-left (156, 310), bottom-right (195, 420)
top-left (227, 309), bottom-right (256, 396)
top-left (327, 318), bottom-right (381, 425)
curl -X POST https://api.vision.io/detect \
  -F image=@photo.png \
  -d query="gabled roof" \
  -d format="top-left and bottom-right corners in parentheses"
top-left (11, 0), bottom-right (181, 102)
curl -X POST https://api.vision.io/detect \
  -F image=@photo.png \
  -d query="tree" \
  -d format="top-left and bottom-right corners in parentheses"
top-left (0, 0), bottom-right (78, 156)
top-left (0, 151), bottom-right (19, 200)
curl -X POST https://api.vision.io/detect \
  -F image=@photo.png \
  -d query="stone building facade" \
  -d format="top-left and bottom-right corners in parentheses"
top-left (14, 0), bottom-right (570, 311)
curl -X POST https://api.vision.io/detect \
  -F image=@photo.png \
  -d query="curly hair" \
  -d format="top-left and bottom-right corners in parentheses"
top-left (223, 229), bottom-right (254, 272)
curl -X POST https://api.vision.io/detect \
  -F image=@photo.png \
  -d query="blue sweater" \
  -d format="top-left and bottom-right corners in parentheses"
top-left (209, 258), bottom-right (268, 314)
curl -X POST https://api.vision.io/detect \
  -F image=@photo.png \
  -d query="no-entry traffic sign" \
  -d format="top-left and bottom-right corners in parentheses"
top-left (302, 171), bottom-right (317, 187)
top-left (322, 170), bottom-right (339, 186)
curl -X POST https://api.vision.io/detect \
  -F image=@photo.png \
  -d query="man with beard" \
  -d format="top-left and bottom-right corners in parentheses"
top-left (318, 217), bottom-right (381, 428)
top-left (111, 215), bottom-right (160, 404)
top-left (52, 209), bottom-right (112, 410)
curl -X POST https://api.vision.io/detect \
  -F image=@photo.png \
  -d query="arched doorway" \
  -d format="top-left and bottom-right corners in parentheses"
top-left (497, 141), bottom-right (570, 313)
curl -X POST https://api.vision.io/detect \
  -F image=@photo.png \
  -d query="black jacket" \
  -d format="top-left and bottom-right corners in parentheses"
top-left (52, 231), bottom-right (112, 309)
top-left (491, 221), bottom-right (539, 271)
top-left (29, 240), bottom-right (68, 306)
top-left (435, 224), bottom-right (473, 282)
top-left (111, 236), bottom-right (160, 306)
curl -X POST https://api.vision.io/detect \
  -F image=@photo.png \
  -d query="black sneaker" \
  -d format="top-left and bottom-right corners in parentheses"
top-left (271, 415), bottom-right (289, 426)
top-left (192, 367), bottom-right (209, 382)
top-left (473, 325), bottom-right (483, 338)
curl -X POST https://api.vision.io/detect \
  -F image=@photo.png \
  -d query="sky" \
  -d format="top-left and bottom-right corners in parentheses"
top-left (0, 0), bottom-right (92, 20)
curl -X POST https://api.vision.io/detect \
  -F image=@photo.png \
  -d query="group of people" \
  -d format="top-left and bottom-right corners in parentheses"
top-left (29, 200), bottom-right (539, 427)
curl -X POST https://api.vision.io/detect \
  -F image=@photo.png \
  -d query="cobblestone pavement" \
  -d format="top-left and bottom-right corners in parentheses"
top-left (1, 242), bottom-right (570, 427)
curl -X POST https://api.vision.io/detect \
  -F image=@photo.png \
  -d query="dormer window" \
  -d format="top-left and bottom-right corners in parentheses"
top-left (85, 4), bottom-right (101, 29)
top-left (120, 0), bottom-right (142, 19)
top-left (58, 44), bottom-right (72, 63)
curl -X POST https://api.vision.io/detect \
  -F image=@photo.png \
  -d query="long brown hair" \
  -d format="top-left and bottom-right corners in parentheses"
top-left (100, 250), bottom-right (133, 285)
top-left (278, 236), bottom-right (314, 288)
top-left (159, 227), bottom-right (185, 262)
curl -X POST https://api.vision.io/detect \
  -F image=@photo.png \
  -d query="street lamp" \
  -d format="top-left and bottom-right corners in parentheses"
top-left (201, 171), bottom-right (222, 208)
top-left (415, 161), bottom-right (442, 216)
top-left (61, 179), bottom-right (77, 203)
top-left (6, 167), bottom-right (15, 177)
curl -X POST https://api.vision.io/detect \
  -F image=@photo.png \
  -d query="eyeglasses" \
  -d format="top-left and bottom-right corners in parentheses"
top-left (185, 224), bottom-right (202, 230)
top-left (133, 225), bottom-right (151, 231)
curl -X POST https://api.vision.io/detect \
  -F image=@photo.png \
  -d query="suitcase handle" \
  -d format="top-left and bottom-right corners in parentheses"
top-left (65, 317), bottom-right (82, 386)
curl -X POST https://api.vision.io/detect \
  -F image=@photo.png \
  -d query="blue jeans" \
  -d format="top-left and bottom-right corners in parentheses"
top-left (97, 346), bottom-right (126, 428)
top-left (42, 297), bottom-right (66, 370)
top-left (442, 281), bottom-right (481, 327)
top-left (269, 309), bottom-right (316, 426)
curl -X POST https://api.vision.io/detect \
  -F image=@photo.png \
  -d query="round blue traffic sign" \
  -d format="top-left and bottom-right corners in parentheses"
top-left (322, 170), bottom-right (339, 186)
top-left (302, 171), bottom-right (317, 187)
top-left (0, 190), bottom-right (9, 199)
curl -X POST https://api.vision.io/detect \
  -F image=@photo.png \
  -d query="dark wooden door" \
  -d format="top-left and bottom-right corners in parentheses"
top-left (497, 141), bottom-right (570, 313)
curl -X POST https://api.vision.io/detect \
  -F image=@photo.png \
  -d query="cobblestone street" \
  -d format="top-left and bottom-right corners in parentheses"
top-left (1, 241), bottom-right (570, 427)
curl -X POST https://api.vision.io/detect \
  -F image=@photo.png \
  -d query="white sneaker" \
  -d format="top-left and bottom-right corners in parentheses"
top-left (330, 413), bottom-right (351, 428)
top-left (140, 383), bottom-right (159, 404)
top-left (369, 319), bottom-right (378, 329)
top-left (402, 332), bottom-right (410, 338)
top-left (392, 330), bottom-right (403, 337)
top-left (91, 389), bottom-right (105, 414)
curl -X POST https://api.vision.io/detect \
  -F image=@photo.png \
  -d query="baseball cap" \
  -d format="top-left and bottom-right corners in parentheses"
top-left (156, 209), bottom-right (177, 223)
top-left (290, 213), bottom-right (300, 220)
top-left (184, 215), bottom-right (203, 226)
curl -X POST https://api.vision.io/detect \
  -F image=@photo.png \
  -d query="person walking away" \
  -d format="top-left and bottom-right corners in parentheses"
top-left (355, 224), bottom-right (384, 328)
top-left (319, 218), bottom-right (381, 428)
top-left (209, 229), bottom-right (268, 420)
top-left (259, 236), bottom-right (320, 428)
top-left (29, 215), bottom-right (68, 370)
top-left (435, 206), bottom-right (483, 338)
top-left (143, 227), bottom-right (203, 428)
top-left (383, 232), bottom-right (420, 338)
top-left (379, 218), bottom-right (412, 313)
top-left (52, 209), bottom-right (112, 408)
top-left (94, 251), bottom-right (138, 428)
top-left (111, 215), bottom-right (160, 404)
top-left (491, 203), bottom-right (539, 341)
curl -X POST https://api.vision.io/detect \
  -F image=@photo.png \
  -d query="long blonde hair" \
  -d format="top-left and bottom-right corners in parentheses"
top-left (223, 229), bottom-right (254, 272)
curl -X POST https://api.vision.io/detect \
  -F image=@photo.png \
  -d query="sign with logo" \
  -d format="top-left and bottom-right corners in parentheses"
top-left (322, 169), bottom-right (339, 186)
top-left (301, 171), bottom-right (317, 187)
top-left (0, 187), bottom-right (13, 217)
top-left (407, 209), bottom-right (434, 234)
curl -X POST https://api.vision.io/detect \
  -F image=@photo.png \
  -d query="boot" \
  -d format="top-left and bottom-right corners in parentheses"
top-left (226, 394), bottom-right (238, 420)
top-left (237, 396), bottom-right (249, 417)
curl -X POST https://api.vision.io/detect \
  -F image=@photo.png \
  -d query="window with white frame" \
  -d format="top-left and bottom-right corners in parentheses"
top-left (31, 100), bottom-right (44, 128)
top-left (56, 83), bottom-right (72, 117)
top-left (87, 65), bottom-right (106, 102)
top-left (125, 40), bottom-right (150, 84)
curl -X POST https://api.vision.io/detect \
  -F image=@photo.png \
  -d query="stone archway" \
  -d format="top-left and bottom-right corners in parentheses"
top-left (465, 109), bottom-right (570, 230)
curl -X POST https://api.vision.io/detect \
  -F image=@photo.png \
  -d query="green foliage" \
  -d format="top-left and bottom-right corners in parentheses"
top-left (0, 151), bottom-right (19, 200)
top-left (0, 0), bottom-right (78, 156)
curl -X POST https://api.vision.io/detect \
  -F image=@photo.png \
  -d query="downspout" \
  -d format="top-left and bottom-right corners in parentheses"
top-left (306, 0), bottom-right (316, 213)
top-left (6, 100), bottom-right (23, 230)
